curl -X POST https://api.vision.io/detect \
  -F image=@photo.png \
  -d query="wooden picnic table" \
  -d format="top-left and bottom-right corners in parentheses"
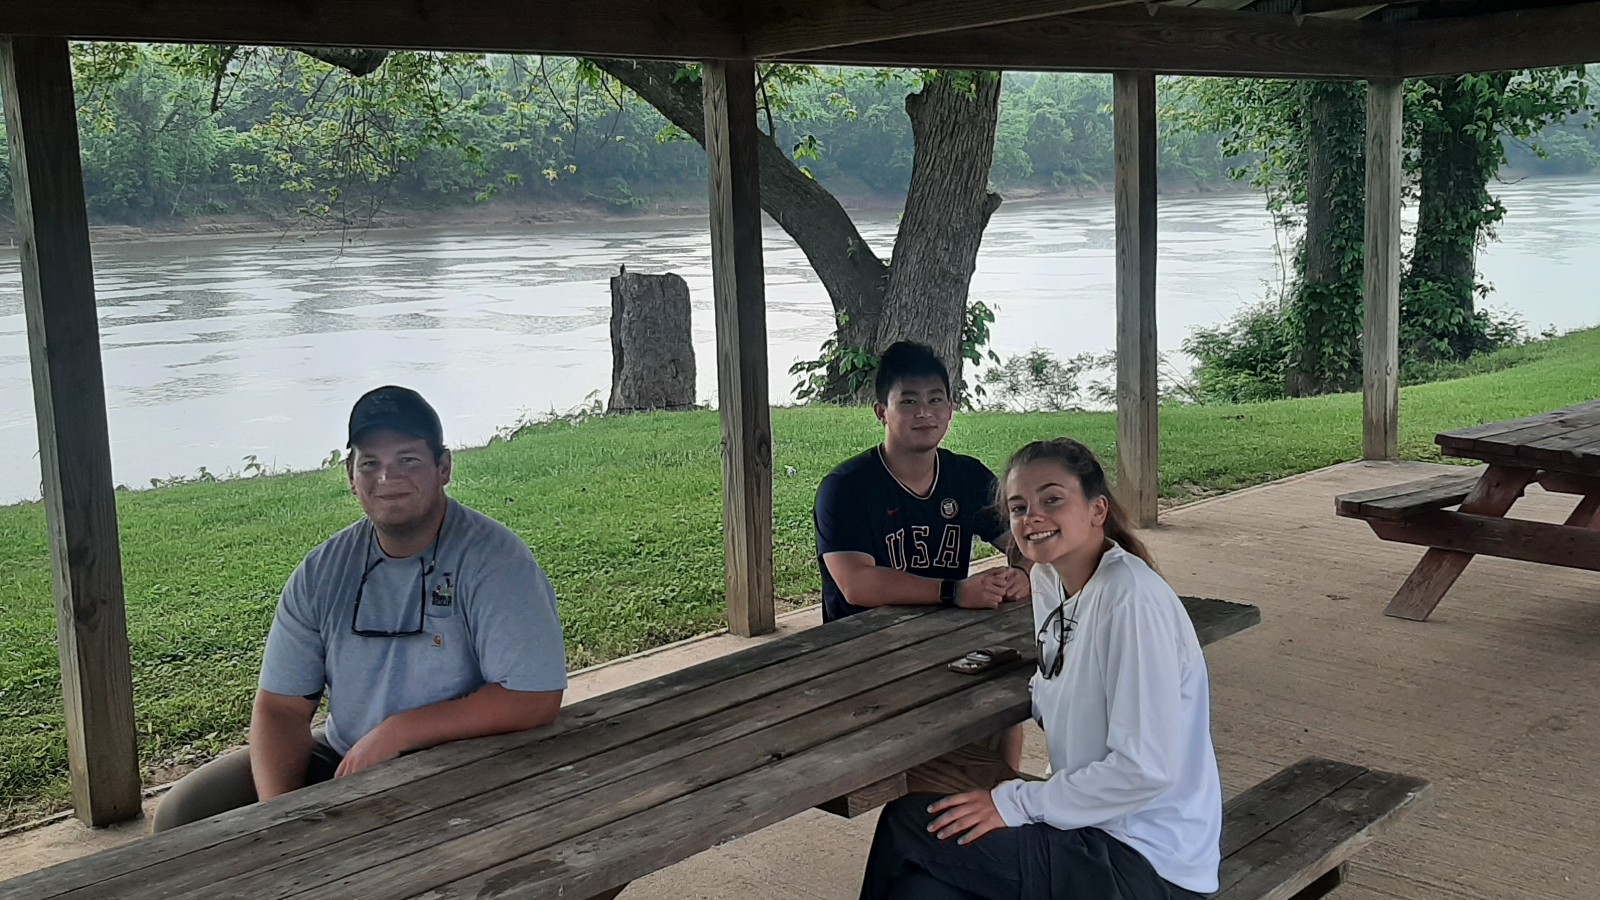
top-left (1, 597), bottom-right (1257, 900)
top-left (1337, 399), bottom-right (1600, 621)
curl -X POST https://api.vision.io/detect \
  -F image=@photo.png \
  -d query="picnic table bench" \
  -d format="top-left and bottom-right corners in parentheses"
top-left (0, 595), bottom-right (1425, 900)
top-left (1215, 758), bottom-right (1428, 900)
top-left (1337, 399), bottom-right (1600, 620)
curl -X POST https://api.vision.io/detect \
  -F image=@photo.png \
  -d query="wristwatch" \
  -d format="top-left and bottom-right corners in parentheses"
top-left (939, 578), bottom-right (958, 608)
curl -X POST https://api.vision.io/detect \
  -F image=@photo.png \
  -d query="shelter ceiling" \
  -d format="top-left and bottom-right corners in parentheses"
top-left (0, 0), bottom-right (1597, 80)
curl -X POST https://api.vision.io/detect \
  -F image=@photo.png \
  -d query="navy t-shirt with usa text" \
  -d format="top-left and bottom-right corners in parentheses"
top-left (814, 446), bottom-right (1007, 622)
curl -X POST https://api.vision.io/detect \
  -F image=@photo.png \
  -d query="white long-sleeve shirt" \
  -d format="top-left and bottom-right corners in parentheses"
top-left (990, 542), bottom-right (1223, 894)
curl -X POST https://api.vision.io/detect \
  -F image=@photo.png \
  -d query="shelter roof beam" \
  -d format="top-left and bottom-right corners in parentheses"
top-left (0, 0), bottom-right (745, 59)
top-left (782, 5), bottom-right (1399, 79)
top-left (1393, 1), bottom-right (1600, 76)
top-left (745, 0), bottom-right (1148, 57)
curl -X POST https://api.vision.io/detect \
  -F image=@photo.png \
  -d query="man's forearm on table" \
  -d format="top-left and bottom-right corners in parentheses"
top-left (381, 683), bottom-right (562, 754)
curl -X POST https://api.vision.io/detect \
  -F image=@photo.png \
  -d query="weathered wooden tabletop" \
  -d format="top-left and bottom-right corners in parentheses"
top-left (1436, 399), bottom-right (1600, 477)
top-left (1, 597), bottom-right (1258, 900)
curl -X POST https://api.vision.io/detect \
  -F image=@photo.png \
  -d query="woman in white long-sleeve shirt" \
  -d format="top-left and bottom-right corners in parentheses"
top-left (859, 437), bottom-right (1222, 900)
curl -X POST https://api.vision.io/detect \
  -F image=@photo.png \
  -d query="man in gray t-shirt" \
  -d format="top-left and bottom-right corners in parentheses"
top-left (154, 386), bottom-right (567, 832)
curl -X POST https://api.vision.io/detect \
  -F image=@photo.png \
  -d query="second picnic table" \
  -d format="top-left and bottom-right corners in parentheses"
top-left (1337, 399), bottom-right (1600, 621)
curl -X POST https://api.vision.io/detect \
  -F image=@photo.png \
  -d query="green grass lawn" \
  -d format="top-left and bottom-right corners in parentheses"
top-left (1, 327), bottom-right (1596, 825)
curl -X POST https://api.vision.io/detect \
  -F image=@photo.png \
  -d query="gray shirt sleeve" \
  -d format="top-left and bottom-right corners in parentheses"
top-left (259, 562), bottom-right (329, 699)
top-left (466, 556), bottom-right (569, 693)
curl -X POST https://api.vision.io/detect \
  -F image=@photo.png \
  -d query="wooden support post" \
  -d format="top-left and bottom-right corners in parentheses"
top-left (1113, 70), bottom-right (1159, 527)
top-left (703, 60), bottom-right (775, 637)
top-left (1363, 78), bottom-right (1402, 461)
top-left (1, 36), bottom-right (141, 825)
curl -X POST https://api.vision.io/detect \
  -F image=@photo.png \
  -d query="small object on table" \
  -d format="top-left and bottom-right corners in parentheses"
top-left (947, 646), bottom-right (1021, 675)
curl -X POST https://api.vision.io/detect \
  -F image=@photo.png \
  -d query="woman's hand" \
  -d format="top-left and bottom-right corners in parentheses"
top-left (926, 790), bottom-right (1008, 845)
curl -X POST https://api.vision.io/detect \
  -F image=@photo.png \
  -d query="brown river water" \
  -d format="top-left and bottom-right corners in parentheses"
top-left (0, 179), bottom-right (1595, 503)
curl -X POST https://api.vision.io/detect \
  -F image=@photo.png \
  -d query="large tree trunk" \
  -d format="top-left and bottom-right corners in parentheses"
top-left (592, 60), bottom-right (1001, 402)
top-left (877, 72), bottom-right (1004, 397)
top-left (1407, 74), bottom-right (1509, 359)
top-left (1285, 81), bottom-right (1366, 397)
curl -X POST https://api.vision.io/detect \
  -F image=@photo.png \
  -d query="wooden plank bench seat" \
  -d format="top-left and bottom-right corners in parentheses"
top-left (823, 757), bottom-right (1427, 900)
top-left (1335, 470), bottom-right (1483, 521)
top-left (1217, 757), bottom-right (1430, 900)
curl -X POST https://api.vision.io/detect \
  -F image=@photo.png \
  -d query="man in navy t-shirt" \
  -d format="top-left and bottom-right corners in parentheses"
top-left (813, 342), bottom-right (1029, 792)
top-left (815, 446), bottom-right (1005, 621)
top-left (814, 341), bottom-right (1026, 623)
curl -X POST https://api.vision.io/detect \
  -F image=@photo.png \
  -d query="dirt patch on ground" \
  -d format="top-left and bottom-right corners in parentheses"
top-left (776, 592), bottom-right (821, 616)
top-left (0, 797), bottom-right (160, 882)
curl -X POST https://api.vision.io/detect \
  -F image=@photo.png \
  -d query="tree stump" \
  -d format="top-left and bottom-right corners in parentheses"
top-left (609, 268), bottom-right (696, 413)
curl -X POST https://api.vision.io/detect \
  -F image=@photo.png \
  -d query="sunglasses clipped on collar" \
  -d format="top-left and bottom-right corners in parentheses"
top-left (351, 554), bottom-right (437, 637)
top-left (1036, 598), bottom-right (1076, 679)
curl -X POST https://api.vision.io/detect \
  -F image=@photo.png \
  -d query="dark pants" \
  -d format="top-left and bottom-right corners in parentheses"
top-left (860, 794), bottom-right (1208, 900)
top-left (151, 732), bottom-right (342, 833)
